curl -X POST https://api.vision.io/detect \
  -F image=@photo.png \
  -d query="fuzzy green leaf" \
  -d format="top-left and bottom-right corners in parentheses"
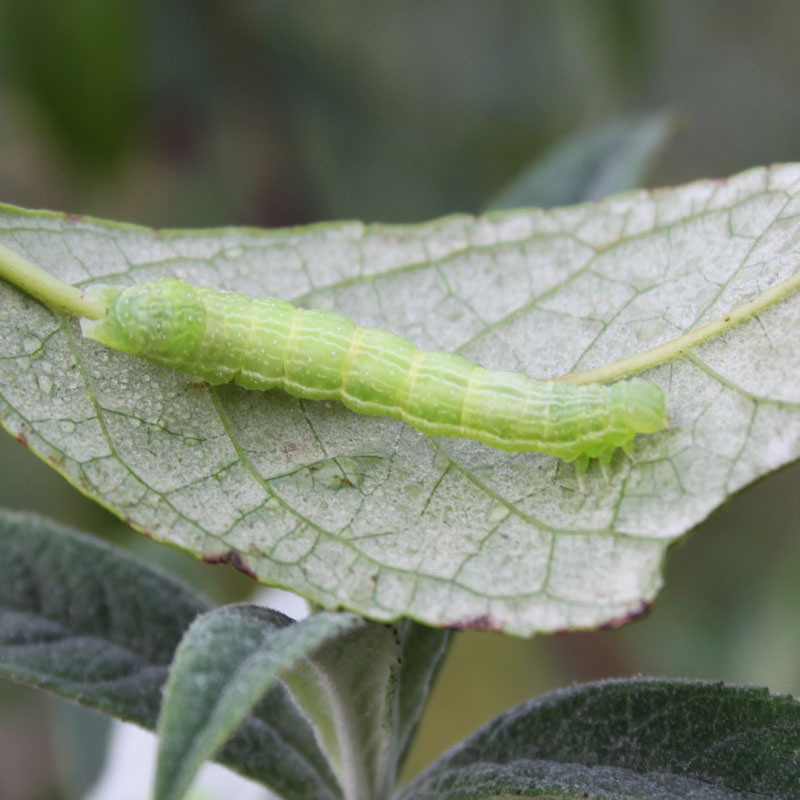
top-left (156, 605), bottom-right (449, 800)
top-left (1, 163), bottom-right (799, 635)
top-left (0, 509), bottom-right (209, 722)
top-left (284, 618), bottom-right (450, 800)
top-left (399, 678), bottom-right (800, 800)
top-left (0, 510), bottom-right (340, 796)
top-left (156, 606), bottom-right (360, 800)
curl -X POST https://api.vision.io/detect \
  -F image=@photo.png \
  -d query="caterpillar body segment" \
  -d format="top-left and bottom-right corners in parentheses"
top-left (80, 279), bottom-right (668, 465)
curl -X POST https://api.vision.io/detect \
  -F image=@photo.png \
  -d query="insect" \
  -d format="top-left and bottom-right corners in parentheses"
top-left (80, 278), bottom-right (667, 478)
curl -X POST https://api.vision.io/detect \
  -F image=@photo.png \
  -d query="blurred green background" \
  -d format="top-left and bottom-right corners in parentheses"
top-left (1, 1), bottom-right (800, 798)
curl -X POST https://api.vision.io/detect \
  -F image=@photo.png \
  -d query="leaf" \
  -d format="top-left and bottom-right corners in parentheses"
top-left (0, 508), bottom-right (210, 723)
top-left (156, 606), bottom-right (360, 800)
top-left (1, 163), bottom-right (799, 635)
top-left (283, 618), bottom-right (450, 800)
top-left (389, 621), bottom-right (452, 777)
top-left (156, 606), bottom-right (450, 800)
top-left (0, 510), bottom-right (340, 796)
top-left (487, 111), bottom-right (674, 210)
top-left (399, 678), bottom-right (800, 800)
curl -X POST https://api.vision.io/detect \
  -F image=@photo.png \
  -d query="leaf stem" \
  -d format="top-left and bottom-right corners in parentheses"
top-left (560, 270), bottom-right (800, 384)
top-left (0, 241), bottom-right (106, 319)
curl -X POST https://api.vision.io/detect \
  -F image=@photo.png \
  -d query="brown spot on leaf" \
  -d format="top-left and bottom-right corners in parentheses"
top-left (202, 549), bottom-right (258, 581)
top-left (599, 600), bottom-right (651, 630)
top-left (446, 613), bottom-right (504, 634)
top-left (65, 213), bottom-right (84, 223)
top-left (16, 433), bottom-right (28, 448)
top-left (130, 520), bottom-right (154, 539)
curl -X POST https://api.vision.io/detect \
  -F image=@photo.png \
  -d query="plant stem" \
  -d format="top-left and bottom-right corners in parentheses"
top-left (0, 241), bottom-right (106, 319)
top-left (560, 270), bottom-right (800, 385)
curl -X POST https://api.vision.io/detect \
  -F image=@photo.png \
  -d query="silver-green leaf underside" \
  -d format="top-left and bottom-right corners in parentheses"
top-left (1, 163), bottom-right (799, 636)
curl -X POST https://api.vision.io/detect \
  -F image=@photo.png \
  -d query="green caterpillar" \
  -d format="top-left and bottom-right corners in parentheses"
top-left (80, 278), bottom-right (667, 473)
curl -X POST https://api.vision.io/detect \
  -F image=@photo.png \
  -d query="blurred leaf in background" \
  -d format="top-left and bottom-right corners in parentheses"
top-left (0, 0), bottom-right (143, 172)
top-left (2, 1), bottom-right (800, 226)
top-left (486, 111), bottom-right (674, 210)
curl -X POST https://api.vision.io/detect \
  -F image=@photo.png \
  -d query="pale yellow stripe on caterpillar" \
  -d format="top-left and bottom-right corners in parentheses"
top-left (339, 327), bottom-right (366, 409)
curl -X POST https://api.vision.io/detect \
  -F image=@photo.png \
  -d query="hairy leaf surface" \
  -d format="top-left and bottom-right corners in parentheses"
top-left (0, 510), bottom-right (338, 796)
top-left (399, 678), bottom-right (800, 799)
top-left (156, 606), bottom-right (361, 800)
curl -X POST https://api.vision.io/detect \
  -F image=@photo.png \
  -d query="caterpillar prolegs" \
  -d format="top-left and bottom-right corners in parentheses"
top-left (80, 279), bottom-right (668, 477)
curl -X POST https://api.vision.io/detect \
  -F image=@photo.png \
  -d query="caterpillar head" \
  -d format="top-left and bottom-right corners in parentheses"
top-left (80, 279), bottom-right (206, 365)
top-left (608, 377), bottom-right (668, 435)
